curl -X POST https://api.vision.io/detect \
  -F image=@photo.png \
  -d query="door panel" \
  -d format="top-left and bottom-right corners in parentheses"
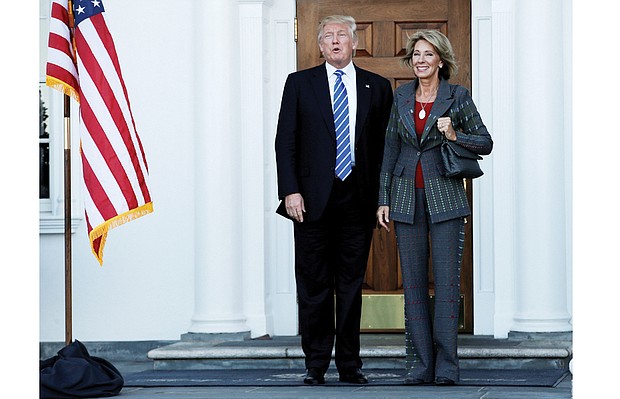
top-left (297, 0), bottom-right (473, 332)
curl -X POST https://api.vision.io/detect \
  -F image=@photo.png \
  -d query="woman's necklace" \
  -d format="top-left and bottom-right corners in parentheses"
top-left (417, 86), bottom-right (438, 119)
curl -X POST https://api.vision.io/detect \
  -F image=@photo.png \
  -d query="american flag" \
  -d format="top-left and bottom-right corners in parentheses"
top-left (46, 0), bottom-right (153, 265)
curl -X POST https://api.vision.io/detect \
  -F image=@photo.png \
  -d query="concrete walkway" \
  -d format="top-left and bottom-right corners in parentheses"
top-left (117, 378), bottom-right (573, 399)
top-left (42, 333), bottom-right (575, 398)
top-left (127, 333), bottom-right (572, 398)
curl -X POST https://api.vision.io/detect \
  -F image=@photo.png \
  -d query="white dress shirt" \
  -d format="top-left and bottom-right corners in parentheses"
top-left (326, 62), bottom-right (357, 166)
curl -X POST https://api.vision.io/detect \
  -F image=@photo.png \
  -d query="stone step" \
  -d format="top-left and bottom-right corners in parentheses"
top-left (147, 332), bottom-right (572, 371)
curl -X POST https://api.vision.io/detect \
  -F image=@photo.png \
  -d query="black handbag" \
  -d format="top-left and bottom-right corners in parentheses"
top-left (440, 139), bottom-right (484, 179)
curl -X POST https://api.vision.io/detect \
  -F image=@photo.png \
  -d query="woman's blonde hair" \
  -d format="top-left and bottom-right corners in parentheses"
top-left (401, 30), bottom-right (458, 80)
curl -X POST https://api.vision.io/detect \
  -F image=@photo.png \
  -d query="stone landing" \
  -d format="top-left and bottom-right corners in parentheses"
top-left (147, 332), bottom-right (572, 371)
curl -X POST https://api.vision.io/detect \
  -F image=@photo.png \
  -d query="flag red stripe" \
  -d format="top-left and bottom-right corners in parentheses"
top-left (45, 63), bottom-right (79, 90)
top-left (81, 151), bottom-right (118, 221)
top-left (84, 213), bottom-right (104, 259)
top-left (87, 213), bottom-right (103, 258)
top-left (75, 23), bottom-right (151, 204)
top-left (135, 134), bottom-right (150, 176)
top-left (92, 236), bottom-right (103, 259)
top-left (85, 208), bottom-right (103, 258)
top-left (50, 1), bottom-right (69, 24)
top-left (47, 32), bottom-right (71, 53)
top-left (85, 214), bottom-right (92, 236)
top-left (80, 96), bottom-right (140, 209)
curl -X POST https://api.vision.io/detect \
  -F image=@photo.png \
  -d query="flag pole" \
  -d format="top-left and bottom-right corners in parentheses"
top-left (64, 93), bottom-right (73, 346)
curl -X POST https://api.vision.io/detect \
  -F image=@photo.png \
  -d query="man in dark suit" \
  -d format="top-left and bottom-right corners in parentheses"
top-left (275, 15), bottom-right (393, 385)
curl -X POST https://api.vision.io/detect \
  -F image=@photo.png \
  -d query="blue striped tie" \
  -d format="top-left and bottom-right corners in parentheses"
top-left (333, 70), bottom-right (352, 180)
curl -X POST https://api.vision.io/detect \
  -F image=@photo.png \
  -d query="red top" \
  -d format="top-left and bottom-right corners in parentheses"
top-left (413, 100), bottom-right (433, 188)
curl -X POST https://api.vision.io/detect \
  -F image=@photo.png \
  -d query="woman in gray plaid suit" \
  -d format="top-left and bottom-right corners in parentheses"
top-left (376, 30), bottom-right (493, 386)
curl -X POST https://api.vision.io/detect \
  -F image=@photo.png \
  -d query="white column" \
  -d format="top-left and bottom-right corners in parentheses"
top-left (471, 0), bottom-right (496, 336)
top-left (266, 1), bottom-right (298, 336)
top-left (486, 0), bottom-right (518, 338)
top-left (190, 0), bottom-right (248, 333)
top-left (239, 0), bottom-right (272, 337)
top-left (512, 0), bottom-right (571, 332)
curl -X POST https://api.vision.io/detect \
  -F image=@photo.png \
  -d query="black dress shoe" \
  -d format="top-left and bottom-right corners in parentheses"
top-left (435, 377), bottom-right (456, 386)
top-left (404, 376), bottom-right (427, 385)
top-left (338, 368), bottom-right (368, 384)
top-left (304, 368), bottom-right (325, 385)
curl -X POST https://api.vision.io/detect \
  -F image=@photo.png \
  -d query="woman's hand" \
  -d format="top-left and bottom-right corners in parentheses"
top-left (437, 117), bottom-right (456, 141)
top-left (376, 206), bottom-right (391, 232)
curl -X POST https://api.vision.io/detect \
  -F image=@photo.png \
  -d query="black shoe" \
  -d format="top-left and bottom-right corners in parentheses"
top-left (338, 368), bottom-right (368, 384)
top-left (304, 368), bottom-right (325, 385)
top-left (404, 377), bottom-right (427, 385)
top-left (435, 377), bottom-right (455, 386)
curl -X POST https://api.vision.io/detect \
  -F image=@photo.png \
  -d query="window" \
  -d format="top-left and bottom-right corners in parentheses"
top-left (40, 0), bottom-right (81, 233)
top-left (40, 87), bottom-right (50, 200)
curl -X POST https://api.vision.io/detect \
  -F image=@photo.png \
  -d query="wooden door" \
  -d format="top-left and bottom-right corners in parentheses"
top-left (297, 0), bottom-right (473, 332)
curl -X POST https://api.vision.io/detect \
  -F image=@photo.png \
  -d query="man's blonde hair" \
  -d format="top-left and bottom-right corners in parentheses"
top-left (317, 15), bottom-right (358, 43)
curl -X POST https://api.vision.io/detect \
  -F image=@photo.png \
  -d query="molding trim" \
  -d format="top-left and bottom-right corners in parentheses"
top-left (40, 216), bottom-right (82, 234)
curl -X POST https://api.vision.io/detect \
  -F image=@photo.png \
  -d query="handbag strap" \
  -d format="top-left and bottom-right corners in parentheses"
top-left (441, 84), bottom-right (460, 143)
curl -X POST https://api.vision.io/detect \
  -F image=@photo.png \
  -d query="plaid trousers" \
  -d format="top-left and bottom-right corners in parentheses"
top-left (394, 188), bottom-right (465, 382)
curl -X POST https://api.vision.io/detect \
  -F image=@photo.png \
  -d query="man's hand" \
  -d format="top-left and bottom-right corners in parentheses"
top-left (285, 193), bottom-right (306, 223)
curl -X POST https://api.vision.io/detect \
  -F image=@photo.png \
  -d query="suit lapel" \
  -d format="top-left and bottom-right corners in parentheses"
top-left (397, 81), bottom-right (419, 147)
top-left (309, 63), bottom-right (336, 138)
top-left (421, 79), bottom-right (455, 144)
top-left (355, 67), bottom-right (371, 144)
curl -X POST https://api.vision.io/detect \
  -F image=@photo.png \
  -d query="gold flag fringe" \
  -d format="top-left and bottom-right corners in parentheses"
top-left (89, 202), bottom-right (154, 266)
top-left (45, 76), bottom-right (80, 103)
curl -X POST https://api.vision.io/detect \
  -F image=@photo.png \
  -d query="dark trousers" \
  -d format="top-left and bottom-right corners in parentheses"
top-left (394, 188), bottom-right (465, 382)
top-left (293, 172), bottom-right (373, 372)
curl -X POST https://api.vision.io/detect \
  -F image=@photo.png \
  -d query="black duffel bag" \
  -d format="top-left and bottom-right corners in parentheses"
top-left (40, 340), bottom-right (124, 398)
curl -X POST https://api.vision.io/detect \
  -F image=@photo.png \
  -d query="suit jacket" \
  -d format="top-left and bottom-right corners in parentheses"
top-left (378, 78), bottom-right (493, 224)
top-left (275, 63), bottom-right (393, 225)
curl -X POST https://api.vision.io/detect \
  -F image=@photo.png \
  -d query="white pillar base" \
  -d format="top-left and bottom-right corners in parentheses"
top-left (512, 314), bottom-right (572, 333)
top-left (189, 315), bottom-right (251, 334)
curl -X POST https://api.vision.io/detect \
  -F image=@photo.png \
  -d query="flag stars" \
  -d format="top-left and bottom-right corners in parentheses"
top-left (72, 0), bottom-right (105, 23)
